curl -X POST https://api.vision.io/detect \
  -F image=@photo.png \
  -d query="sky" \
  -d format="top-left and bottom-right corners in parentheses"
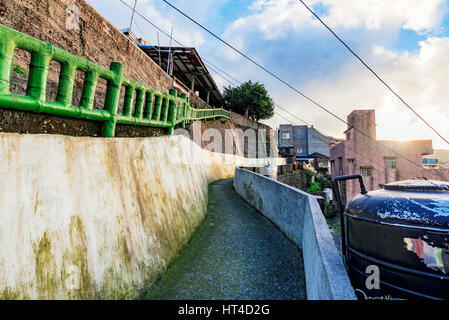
top-left (87, 0), bottom-right (449, 150)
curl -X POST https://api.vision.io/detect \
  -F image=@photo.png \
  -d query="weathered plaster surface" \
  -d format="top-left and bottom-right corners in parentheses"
top-left (0, 133), bottom-right (271, 299)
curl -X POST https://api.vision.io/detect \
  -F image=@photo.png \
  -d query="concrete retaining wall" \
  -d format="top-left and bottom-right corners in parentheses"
top-left (233, 168), bottom-right (356, 300)
top-left (0, 133), bottom-right (274, 299)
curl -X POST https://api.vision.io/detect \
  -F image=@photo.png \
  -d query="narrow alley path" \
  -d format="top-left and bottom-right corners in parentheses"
top-left (143, 179), bottom-right (305, 300)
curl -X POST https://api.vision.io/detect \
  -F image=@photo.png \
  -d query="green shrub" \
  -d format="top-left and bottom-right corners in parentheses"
top-left (307, 182), bottom-right (322, 193)
top-left (13, 64), bottom-right (27, 76)
top-left (316, 175), bottom-right (331, 189)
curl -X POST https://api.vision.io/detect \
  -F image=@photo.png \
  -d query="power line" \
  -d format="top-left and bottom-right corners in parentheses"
top-left (158, 0), bottom-right (437, 175)
top-left (122, 0), bottom-right (241, 88)
top-left (206, 59), bottom-right (428, 181)
top-left (119, 0), bottom-right (183, 46)
top-left (118, 0), bottom-right (435, 178)
top-left (206, 56), bottom-right (401, 178)
top-left (203, 59), bottom-right (243, 85)
top-left (128, 0), bottom-right (138, 38)
top-left (297, 0), bottom-right (449, 146)
top-left (206, 49), bottom-right (444, 184)
top-left (205, 49), bottom-right (442, 182)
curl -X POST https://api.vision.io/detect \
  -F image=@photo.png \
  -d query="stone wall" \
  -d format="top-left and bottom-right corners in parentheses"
top-left (1, 0), bottom-right (279, 147)
top-left (278, 171), bottom-right (308, 191)
top-left (0, 0), bottom-right (173, 91)
top-left (0, 0), bottom-right (178, 137)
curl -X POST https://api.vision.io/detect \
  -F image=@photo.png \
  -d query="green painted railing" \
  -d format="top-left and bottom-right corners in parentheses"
top-left (0, 24), bottom-right (230, 137)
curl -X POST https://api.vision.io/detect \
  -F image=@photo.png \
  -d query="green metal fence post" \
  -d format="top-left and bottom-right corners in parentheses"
top-left (180, 92), bottom-right (187, 128)
top-left (80, 67), bottom-right (99, 109)
top-left (134, 89), bottom-right (145, 119)
top-left (56, 62), bottom-right (76, 107)
top-left (152, 94), bottom-right (163, 121)
top-left (123, 86), bottom-right (134, 117)
top-left (0, 39), bottom-right (15, 95)
top-left (143, 90), bottom-right (154, 120)
top-left (27, 49), bottom-right (51, 102)
top-left (168, 88), bottom-right (177, 135)
top-left (160, 95), bottom-right (169, 123)
top-left (101, 62), bottom-right (123, 137)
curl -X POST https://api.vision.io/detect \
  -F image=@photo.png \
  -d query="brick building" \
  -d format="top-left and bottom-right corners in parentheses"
top-left (330, 110), bottom-right (449, 203)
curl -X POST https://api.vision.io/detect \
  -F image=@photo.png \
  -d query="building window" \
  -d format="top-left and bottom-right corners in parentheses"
top-left (361, 166), bottom-right (373, 177)
top-left (338, 157), bottom-right (343, 175)
top-left (346, 132), bottom-right (351, 140)
top-left (282, 132), bottom-right (290, 139)
top-left (384, 156), bottom-right (397, 169)
top-left (348, 158), bottom-right (355, 164)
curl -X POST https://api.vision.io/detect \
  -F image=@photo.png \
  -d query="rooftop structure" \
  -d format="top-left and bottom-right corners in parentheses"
top-left (139, 45), bottom-right (224, 107)
top-left (120, 28), bottom-right (150, 46)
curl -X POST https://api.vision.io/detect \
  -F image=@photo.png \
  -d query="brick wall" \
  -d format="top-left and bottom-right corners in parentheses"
top-left (0, 0), bottom-right (173, 91)
top-left (331, 110), bottom-right (449, 203)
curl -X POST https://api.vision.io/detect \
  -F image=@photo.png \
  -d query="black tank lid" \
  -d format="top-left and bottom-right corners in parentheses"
top-left (384, 180), bottom-right (449, 192)
top-left (346, 180), bottom-right (449, 229)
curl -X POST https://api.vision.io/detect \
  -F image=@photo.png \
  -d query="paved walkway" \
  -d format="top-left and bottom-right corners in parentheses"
top-left (143, 179), bottom-right (305, 300)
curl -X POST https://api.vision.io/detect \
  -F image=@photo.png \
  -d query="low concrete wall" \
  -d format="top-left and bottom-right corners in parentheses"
top-left (0, 133), bottom-right (275, 299)
top-left (233, 168), bottom-right (356, 300)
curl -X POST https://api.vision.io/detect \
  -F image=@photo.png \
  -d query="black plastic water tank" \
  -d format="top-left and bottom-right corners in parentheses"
top-left (344, 180), bottom-right (449, 300)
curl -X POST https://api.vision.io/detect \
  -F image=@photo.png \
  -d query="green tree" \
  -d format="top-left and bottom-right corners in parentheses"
top-left (223, 81), bottom-right (274, 121)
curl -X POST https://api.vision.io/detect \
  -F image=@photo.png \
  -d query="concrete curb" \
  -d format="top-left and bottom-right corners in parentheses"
top-left (233, 167), bottom-right (356, 300)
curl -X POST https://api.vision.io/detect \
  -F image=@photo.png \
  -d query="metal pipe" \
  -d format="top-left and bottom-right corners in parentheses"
top-left (166, 26), bottom-right (173, 75)
top-left (332, 173), bottom-right (368, 269)
top-left (191, 76), bottom-right (195, 92)
top-left (128, 0), bottom-right (138, 40)
top-left (157, 32), bottom-right (162, 67)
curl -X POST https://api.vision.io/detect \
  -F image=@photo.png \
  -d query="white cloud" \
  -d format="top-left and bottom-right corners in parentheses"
top-left (221, 0), bottom-right (449, 149)
top-left (322, 0), bottom-right (446, 33)
top-left (100, 0), bottom-right (206, 47)
top-left (285, 37), bottom-right (449, 149)
top-left (89, 0), bottom-right (449, 150)
top-left (224, 0), bottom-right (319, 41)
top-left (224, 0), bottom-right (447, 45)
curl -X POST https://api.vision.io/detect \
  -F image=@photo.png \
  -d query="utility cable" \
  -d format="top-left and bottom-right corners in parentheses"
top-left (158, 0), bottom-right (437, 175)
top-left (118, 0), bottom-right (435, 177)
top-left (297, 0), bottom-right (449, 146)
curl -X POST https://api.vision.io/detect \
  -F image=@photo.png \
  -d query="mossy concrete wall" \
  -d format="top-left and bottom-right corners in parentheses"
top-left (0, 133), bottom-right (270, 299)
